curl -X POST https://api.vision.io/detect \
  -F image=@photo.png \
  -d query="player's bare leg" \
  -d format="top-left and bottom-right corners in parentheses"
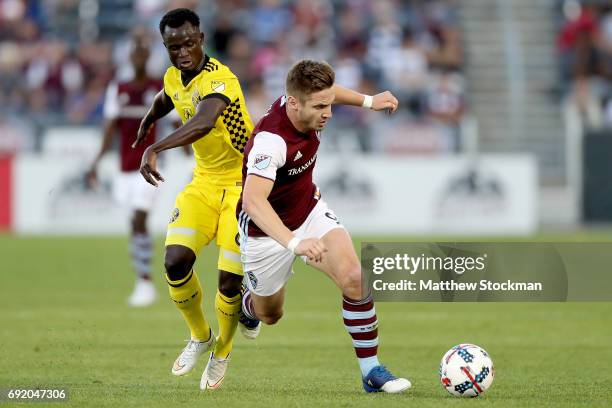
top-left (165, 245), bottom-right (215, 376)
top-left (307, 228), bottom-right (362, 298)
top-left (238, 283), bottom-right (285, 352)
top-left (127, 209), bottom-right (157, 307)
top-left (308, 228), bottom-right (411, 393)
top-left (245, 286), bottom-right (286, 325)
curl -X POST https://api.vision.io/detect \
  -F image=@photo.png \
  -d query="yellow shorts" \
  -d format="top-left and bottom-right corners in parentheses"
top-left (165, 180), bottom-right (242, 275)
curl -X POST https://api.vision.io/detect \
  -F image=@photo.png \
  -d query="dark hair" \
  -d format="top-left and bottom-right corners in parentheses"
top-left (159, 8), bottom-right (200, 35)
top-left (286, 60), bottom-right (335, 99)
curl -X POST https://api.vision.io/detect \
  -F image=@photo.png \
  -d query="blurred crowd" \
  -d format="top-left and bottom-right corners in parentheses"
top-left (0, 0), bottom-right (464, 154)
top-left (556, 0), bottom-right (612, 129)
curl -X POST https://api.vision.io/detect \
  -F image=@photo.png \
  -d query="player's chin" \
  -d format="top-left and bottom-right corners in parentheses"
top-left (177, 60), bottom-right (195, 71)
top-left (315, 121), bottom-right (328, 130)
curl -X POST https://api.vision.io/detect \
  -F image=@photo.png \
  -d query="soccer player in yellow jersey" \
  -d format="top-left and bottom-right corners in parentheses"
top-left (132, 8), bottom-right (257, 390)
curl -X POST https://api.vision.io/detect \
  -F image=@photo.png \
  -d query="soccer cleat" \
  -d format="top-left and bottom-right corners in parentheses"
top-left (200, 352), bottom-right (230, 390)
top-left (362, 365), bottom-right (412, 393)
top-left (238, 310), bottom-right (261, 340)
top-left (127, 278), bottom-right (157, 307)
top-left (239, 285), bottom-right (261, 339)
top-left (171, 330), bottom-right (215, 376)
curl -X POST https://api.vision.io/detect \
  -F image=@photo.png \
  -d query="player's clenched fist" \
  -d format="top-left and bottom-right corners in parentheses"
top-left (371, 91), bottom-right (399, 114)
top-left (294, 238), bottom-right (328, 263)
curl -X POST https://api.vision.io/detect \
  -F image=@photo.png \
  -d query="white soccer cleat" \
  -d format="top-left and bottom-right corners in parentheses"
top-left (379, 377), bottom-right (412, 393)
top-left (171, 331), bottom-right (215, 376)
top-left (127, 278), bottom-right (157, 307)
top-left (362, 365), bottom-right (412, 393)
top-left (200, 352), bottom-right (230, 390)
top-left (238, 318), bottom-right (261, 340)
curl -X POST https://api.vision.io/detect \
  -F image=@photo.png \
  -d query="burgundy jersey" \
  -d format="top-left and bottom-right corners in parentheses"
top-left (237, 96), bottom-right (321, 237)
top-left (103, 78), bottom-right (163, 172)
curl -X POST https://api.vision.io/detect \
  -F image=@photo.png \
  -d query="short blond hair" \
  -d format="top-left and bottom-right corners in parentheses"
top-left (286, 60), bottom-right (335, 100)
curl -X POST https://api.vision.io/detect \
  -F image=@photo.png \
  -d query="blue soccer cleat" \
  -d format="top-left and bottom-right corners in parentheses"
top-left (362, 365), bottom-right (412, 393)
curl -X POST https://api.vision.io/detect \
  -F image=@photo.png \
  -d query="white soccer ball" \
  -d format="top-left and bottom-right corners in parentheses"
top-left (439, 343), bottom-right (494, 397)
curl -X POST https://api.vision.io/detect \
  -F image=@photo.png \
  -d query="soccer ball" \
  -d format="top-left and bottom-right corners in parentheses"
top-left (439, 343), bottom-right (494, 397)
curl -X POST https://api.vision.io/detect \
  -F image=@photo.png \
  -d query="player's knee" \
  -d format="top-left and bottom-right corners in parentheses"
top-left (164, 258), bottom-right (192, 281)
top-left (164, 247), bottom-right (196, 281)
top-left (218, 271), bottom-right (242, 298)
top-left (260, 309), bottom-right (283, 325)
top-left (340, 262), bottom-right (363, 299)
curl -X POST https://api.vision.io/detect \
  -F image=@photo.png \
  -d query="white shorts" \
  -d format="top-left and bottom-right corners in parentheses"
top-left (113, 171), bottom-right (158, 211)
top-left (240, 199), bottom-right (345, 296)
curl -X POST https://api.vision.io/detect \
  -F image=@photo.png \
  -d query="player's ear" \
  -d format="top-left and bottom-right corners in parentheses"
top-left (287, 95), bottom-right (299, 111)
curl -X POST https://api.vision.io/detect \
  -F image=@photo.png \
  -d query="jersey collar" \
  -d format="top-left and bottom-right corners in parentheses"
top-left (180, 54), bottom-right (210, 88)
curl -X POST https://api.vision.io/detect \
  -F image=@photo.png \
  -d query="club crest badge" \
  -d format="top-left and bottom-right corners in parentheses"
top-left (192, 89), bottom-right (203, 106)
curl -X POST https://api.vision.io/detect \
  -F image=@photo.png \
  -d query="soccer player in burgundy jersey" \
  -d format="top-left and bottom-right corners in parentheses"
top-left (87, 35), bottom-right (163, 307)
top-left (237, 60), bottom-right (411, 393)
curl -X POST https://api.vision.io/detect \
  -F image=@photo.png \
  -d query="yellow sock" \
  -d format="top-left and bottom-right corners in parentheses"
top-left (167, 270), bottom-right (211, 342)
top-left (213, 290), bottom-right (241, 358)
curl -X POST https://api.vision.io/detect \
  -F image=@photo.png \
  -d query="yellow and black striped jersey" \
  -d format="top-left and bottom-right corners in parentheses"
top-left (164, 55), bottom-right (253, 185)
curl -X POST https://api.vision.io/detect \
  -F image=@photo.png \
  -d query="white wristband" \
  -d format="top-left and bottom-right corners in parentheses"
top-left (362, 94), bottom-right (373, 109)
top-left (287, 237), bottom-right (301, 254)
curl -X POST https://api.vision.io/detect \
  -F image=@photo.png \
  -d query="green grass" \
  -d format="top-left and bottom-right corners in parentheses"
top-left (1, 234), bottom-right (611, 407)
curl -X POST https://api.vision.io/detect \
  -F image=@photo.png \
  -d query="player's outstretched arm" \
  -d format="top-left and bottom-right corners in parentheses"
top-left (331, 84), bottom-right (399, 113)
top-left (86, 118), bottom-right (117, 188)
top-left (138, 97), bottom-right (227, 186)
top-left (132, 89), bottom-right (175, 148)
top-left (242, 175), bottom-right (327, 263)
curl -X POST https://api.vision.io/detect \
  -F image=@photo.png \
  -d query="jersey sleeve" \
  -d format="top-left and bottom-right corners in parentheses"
top-left (103, 81), bottom-right (120, 120)
top-left (246, 131), bottom-right (287, 181)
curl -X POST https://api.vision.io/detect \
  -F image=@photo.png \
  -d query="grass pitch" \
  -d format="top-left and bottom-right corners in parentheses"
top-left (1, 234), bottom-right (611, 407)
